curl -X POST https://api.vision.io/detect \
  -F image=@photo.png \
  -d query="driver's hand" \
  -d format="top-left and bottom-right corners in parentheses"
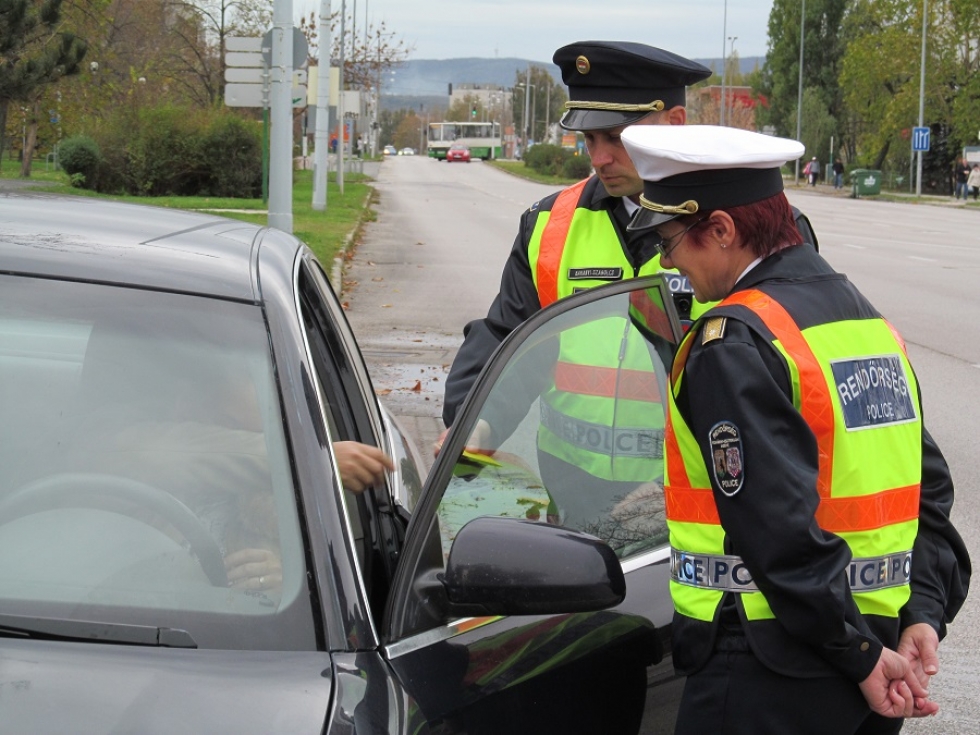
top-left (225, 548), bottom-right (282, 592)
top-left (334, 441), bottom-right (394, 493)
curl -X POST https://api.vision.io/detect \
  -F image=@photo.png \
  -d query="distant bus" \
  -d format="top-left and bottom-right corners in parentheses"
top-left (427, 121), bottom-right (502, 161)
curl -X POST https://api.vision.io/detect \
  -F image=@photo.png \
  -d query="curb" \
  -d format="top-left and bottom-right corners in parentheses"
top-left (330, 185), bottom-right (377, 297)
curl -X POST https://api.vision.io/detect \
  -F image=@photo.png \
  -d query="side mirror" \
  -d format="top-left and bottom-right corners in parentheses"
top-left (441, 516), bottom-right (626, 617)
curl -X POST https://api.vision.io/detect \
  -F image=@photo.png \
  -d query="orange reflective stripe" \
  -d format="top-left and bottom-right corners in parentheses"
top-left (553, 362), bottom-right (661, 402)
top-left (884, 319), bottom-right (909, 358)
top-left (537, 178), bottom-right (589, 308)
top-left (816, 485), bottom-right (920, 532)
top-left (664, 486), bottom-right (719, 524)
top-left (629, 289), bottom-right (674, 340)
top-left (722, 291), bottom-right (835, 498)
top-left (666, 484), bottom-right (919, 532)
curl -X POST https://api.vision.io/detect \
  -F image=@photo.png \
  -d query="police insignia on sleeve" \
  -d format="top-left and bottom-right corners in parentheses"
top-left (709, 421), bottom-right (744, 496)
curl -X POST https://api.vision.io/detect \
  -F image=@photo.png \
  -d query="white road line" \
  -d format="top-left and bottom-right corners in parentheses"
top-left (842, 243), bottom-right (865, 250)
top-left (908, 255), bottom-right (936, 262)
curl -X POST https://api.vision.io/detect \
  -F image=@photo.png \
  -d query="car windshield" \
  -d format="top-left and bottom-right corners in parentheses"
top-left (0, 275), bottom-right (313, 650)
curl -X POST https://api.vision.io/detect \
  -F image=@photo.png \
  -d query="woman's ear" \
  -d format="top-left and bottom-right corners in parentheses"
top-left (706, 211), bottom-right (737, 248)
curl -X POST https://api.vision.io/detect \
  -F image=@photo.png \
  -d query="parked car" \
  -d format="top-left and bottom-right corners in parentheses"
top-left (384, 144), bottom-right (397, 156)
top-left (446, 142), bottom-right (471, 163)
top-left (0, 194), bottom-right (685, 734)
top-left (399, 147), bottom-right (415, 156)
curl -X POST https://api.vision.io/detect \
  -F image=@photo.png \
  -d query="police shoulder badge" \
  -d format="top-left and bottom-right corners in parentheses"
top-left (709, 421), bottom-right (744, 497)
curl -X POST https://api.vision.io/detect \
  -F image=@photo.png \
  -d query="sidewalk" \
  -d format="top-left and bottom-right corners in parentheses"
top-left (786, 179), bottom-right (977, 207)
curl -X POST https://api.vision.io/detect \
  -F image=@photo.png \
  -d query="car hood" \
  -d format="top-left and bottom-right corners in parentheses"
top-left (0, 638), bottom-right (334, 733)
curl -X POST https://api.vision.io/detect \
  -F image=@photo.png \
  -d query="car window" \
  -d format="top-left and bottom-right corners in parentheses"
top-left (0, 274), bottom-right (312, 649)
top-left (434, 280), bottom-right (678, 560)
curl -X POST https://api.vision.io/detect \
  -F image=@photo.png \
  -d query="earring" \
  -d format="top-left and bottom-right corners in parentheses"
top-left (720, 243), bottom-right (728, 249)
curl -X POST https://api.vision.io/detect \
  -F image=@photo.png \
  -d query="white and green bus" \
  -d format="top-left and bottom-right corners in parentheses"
top-left (427, 121), bottom-right (502, 161)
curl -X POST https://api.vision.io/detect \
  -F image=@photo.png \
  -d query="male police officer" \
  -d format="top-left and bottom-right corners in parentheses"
top-left (442, 41), bottom-right (817, 429)
top-left (439, 42), bottom-right (817, 534)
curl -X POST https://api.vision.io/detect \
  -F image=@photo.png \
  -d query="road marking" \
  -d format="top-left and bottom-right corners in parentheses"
top-left (908, 255), bottom-right (936, 262)
top-left (842, 243), bottom-right (865, 250)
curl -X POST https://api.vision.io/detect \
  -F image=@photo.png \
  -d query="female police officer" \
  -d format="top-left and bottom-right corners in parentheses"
top-left (619, 125), bottom-right (970, 734)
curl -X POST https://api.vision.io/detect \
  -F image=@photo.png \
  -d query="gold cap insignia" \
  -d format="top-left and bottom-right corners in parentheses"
top-left (702, 317), bottom-right (727, 344)
top-left (575, 55), bottom-right (591, 75)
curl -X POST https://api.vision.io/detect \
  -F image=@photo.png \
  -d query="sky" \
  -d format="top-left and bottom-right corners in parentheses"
top-left (294, 0), bottom-right (777, 65)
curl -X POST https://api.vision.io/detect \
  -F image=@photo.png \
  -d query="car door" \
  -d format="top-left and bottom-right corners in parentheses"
top-left (383, 275), bottom-right (686, 735)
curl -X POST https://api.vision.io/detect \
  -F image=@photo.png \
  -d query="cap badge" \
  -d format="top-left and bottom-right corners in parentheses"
top-left (638, 196), bottom-right (700, 215)
top-left (575, 55), bottom-right (591, 75)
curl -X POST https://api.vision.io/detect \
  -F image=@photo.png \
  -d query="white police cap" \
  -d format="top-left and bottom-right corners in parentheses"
top-left (622, 125), bottom-right (805, 231)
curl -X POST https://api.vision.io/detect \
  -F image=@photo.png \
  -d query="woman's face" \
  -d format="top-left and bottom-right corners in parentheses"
top-left (656, 214), bottom-right (747, 303)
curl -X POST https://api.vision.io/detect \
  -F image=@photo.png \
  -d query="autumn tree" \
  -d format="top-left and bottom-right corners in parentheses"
top-left (511, 65), bottom-right (566, 146)
top-left (0, 0), bottom-right (87, 173)
top-left (758, 0), bottom-right (847, 160)
top-left (165, 0), bottom-right (273, 106)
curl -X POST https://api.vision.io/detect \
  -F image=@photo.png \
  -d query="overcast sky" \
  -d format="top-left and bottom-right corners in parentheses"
top-left (294, 0), bottom-right (777, 64)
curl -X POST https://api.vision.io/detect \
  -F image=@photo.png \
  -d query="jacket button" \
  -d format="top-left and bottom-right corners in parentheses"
top-left (860, 642), bottom-right (870, 652)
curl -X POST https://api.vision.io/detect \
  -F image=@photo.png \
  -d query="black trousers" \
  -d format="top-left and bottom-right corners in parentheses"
top-left (674, 648), bottom-right (904, 735)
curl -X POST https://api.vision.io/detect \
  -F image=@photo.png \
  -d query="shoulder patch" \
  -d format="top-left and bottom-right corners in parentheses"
top-left (709, 421), bottom-right (744, 497)
top-left (702, 317), bottom-right (727, 344)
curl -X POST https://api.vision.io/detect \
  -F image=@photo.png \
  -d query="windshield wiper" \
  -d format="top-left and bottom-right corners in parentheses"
top-left (0, 613), bottom-right (197, 648)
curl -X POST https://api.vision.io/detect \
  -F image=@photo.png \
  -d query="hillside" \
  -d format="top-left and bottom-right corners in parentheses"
top-left (384, 55), bottom-right (765, 109)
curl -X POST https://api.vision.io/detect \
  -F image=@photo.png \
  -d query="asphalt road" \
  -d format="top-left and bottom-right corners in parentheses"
top-left (343, 156), bottom-right (979, 732)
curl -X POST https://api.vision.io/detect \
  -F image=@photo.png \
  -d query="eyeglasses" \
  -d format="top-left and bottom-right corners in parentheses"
top-left (654, 218), bottom-right (706, 260)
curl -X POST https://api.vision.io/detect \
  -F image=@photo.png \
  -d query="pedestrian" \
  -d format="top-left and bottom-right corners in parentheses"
top-left (621, 124), bottom-right (971, 735)
top-left (954, 158), bottom-right (971, 199)
top-left (833, 158), bottom-right (845, 190)
top-left (806, 156), bottom-right (821, 186)
top-left (967, 163), bottom-right (980, 201)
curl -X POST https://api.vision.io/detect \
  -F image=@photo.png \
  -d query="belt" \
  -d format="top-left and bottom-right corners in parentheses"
top-left (670, 548), bottom-right (912, 593)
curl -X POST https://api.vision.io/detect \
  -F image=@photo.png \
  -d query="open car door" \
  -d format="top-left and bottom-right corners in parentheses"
top-left (382, 275), bottom-right (688, 735)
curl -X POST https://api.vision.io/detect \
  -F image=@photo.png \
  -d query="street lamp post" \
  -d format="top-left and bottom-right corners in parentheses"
top-left (916, 0), bottom-right (927, 196)
top-left (794, 0), bottom-right (805, 185)
top-left (720, 0), bottom-right (728, 126)
top-left (517, 71), bottom-right (534, 158)
top-left (727, 36), bottom-right (737, 126)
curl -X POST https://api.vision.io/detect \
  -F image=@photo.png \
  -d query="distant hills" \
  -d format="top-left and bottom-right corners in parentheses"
top-left (382, 56), bottom-right (765, 112)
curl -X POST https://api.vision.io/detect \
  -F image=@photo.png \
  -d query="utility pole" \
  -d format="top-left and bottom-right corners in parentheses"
top-left (916, 0), bottom-right (927, 196)
top-left (794, 0), bottom-right (805, 185)
top-left (269, 0), bottom-right (294, 233)
top-left (313, 0), bottom-right (331, 211)
top-left (720, 0), bottom-right (727, 126)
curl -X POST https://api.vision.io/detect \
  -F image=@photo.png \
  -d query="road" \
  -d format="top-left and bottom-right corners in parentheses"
top-left (343, 155), bottom-right (979, 733)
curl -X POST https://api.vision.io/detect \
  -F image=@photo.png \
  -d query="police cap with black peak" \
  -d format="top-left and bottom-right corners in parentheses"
top-left (553, 41), bottom-right (712, 131)
top-left (621, 125), bottom-right (805, 232)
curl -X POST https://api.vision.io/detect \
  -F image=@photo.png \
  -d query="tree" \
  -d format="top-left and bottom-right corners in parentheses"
top-left (758, 0), bottom-right (847, 145)
top-left (511, 65), bottom-right (566, 147)
top-left (0, 0), bottom-right (87, 174)
top-left (165, 0), bottom-right (273, 106)
top-left (392, 109), bottom-right (421, 152)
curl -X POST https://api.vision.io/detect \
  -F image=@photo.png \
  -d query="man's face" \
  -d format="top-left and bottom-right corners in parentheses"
top-left (582, 110), bottom-right (677, 199)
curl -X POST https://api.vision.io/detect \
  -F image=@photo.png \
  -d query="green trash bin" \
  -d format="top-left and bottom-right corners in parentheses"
top-left (850, 169), bottom-right (882, 197)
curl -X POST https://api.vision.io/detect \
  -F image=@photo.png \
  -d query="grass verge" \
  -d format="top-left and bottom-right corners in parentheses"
top-left (487, 159), bottom-right (578, 187)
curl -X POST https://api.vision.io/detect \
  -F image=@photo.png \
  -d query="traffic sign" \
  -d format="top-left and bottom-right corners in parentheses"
top-left (225, 83), bottom-right (268, 108)
top-left (912, 126), bottom-right (930, 152)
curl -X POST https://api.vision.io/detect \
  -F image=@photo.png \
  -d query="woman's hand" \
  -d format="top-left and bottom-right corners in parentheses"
top-left (225, 548), bottom-right (282, 592)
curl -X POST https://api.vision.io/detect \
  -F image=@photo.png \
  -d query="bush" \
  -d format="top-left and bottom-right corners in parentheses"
top-left (561, 154), bottom-right (593, 180)
top-left (199, 114), bottom-right (262, 198)
top-left (523, 144), bottom-right (567, 176)
top-left (58, 135), bottom-right (102, 189)
top-left (91, 105), bottom-right (262, 197)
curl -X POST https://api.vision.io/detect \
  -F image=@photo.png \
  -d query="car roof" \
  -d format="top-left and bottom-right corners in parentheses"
top-left (0, 193), bottom-right (297, 302)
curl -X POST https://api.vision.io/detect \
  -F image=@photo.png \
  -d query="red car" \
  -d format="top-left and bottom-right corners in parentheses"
top-left (445, 142), bottom-right (471, 163)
